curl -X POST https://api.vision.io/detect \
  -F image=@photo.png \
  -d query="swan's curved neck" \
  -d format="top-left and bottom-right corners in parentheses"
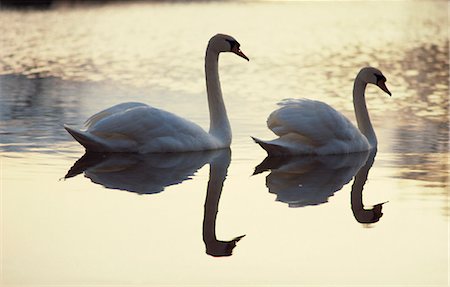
top-left (205, 48), bottom-right (231, 145)
top-left (353, 77), bottom-right (377, 147)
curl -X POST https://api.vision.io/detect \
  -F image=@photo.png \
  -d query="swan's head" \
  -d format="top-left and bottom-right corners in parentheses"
top-left (358, 67), bottom-right (391, 96)
top-left (208, 34), bottom-right (249, 61)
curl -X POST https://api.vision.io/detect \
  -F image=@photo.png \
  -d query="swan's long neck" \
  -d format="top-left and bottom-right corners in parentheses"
top-left (205, 48), bottom-right (231, 146)
top-left (353, 77), bottom-right (377, 147)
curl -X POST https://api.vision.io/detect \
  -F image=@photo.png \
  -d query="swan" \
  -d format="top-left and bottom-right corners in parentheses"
top-left (64, 34), bottom-right (249, 153)
top-left (252, 67), bottom-right (391, 155)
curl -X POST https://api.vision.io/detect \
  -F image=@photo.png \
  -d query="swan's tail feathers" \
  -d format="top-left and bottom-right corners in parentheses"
top-left (251, 136), bottom-right (289, 157)
top-left (64, 125), bottom-right (104, 152)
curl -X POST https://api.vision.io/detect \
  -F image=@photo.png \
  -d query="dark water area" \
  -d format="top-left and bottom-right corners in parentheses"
top-left (0, 0), bottom-right (218, 9)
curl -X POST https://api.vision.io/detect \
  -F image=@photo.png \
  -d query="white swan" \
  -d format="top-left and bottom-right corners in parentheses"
top-left (64, 34), bottom-right (249, 153)
top-left (252, 67), bottom-right (391, 155)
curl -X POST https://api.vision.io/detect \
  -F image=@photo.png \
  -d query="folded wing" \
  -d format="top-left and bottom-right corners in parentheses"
top-left (267, 99), bottom-right (359, 147)
top-left (66, 102), bottom-right (214, 153)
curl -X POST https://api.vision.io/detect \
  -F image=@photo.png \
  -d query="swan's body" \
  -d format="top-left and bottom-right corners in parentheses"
top-left (65, 34), bottom-right (249, 153)
top-left (65, 102), bottom-right (223, 153)
top-left (253, 67), bottom-right (391, 155)
top-left (254, 98), bottom-right (371, 155)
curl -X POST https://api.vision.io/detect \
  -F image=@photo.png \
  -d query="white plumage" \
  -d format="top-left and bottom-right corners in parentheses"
top-left (65, 102), bottom-right (222, 153)
top-left (65, 34), bottom-right (249, 153)
top-left (256, 99), bottom-right (370, 155)
top-left (253, 67), bottom-right (391, 155)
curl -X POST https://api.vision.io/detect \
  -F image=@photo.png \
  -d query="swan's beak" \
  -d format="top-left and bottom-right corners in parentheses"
top-left (377, 80), bottom-right (391, 96)
top-left (232, 46), bottom-right (249, 61)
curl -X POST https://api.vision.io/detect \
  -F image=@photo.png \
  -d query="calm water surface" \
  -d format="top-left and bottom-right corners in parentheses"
top-left (0, 1), bottom-right (448, 286)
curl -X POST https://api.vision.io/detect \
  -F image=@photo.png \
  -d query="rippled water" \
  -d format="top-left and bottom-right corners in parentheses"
top-left (1, 1), bottom-right (448, 286)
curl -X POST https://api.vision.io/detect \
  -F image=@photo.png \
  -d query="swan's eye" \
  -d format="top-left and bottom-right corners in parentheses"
top-left (225, 39), bottom-right (238, 50)
top-left (374, 73), bottom-right (386, 83)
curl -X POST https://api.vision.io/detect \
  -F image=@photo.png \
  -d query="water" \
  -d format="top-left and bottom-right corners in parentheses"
top-left (0, 1), bottom-right (448, 286)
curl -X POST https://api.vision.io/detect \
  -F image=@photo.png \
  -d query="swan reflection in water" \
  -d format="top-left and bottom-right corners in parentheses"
top-left (254, 149), bottom-right (385, 224)
top-left (350, 150), bottom-right (385, 224)
top-left (65, 148), bottom-right (244, 256)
